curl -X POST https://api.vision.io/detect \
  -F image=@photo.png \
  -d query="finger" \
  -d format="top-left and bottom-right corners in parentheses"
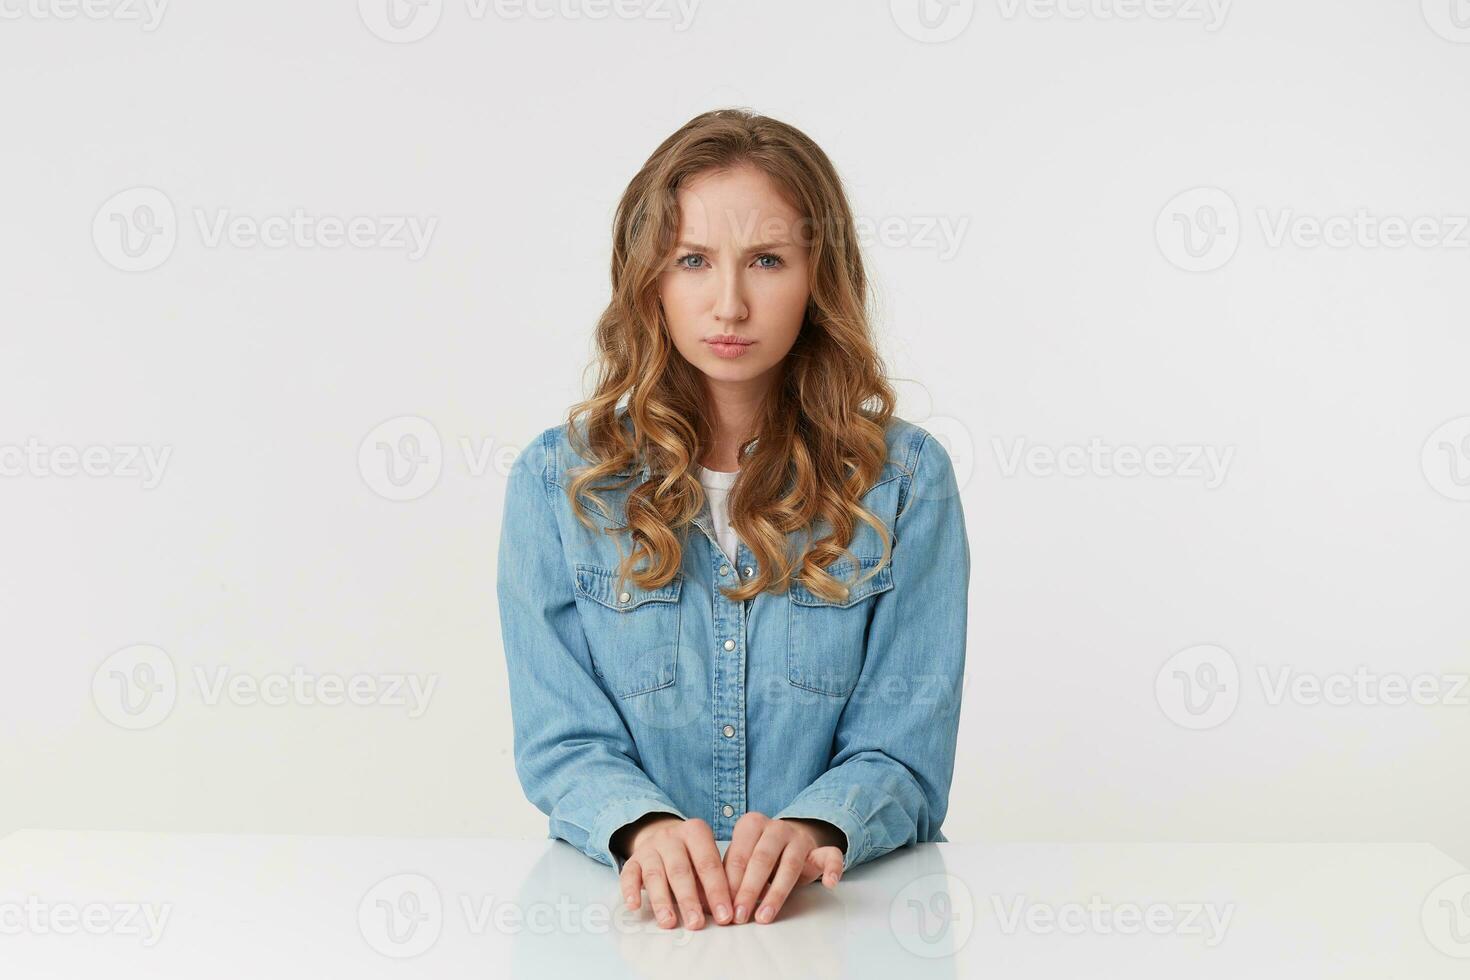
top-left (694, 874), bottom-right (712, 912)
top-left (684, 826), bottom-right (734, 924)
top-left (723, 813), bottom-right (766, 900)
top-left (755, 845), bottom-right (807, 924)
top-left (658, 841), bottom-right (707, 930)
top-left (733, 831), bottom-right (784, 924)
top-left (619, 858), bottom-right (644, 912)
top-left (640, 854), bottom-right (679, 930)
top-left (804, 845), bottom-right (844, 889)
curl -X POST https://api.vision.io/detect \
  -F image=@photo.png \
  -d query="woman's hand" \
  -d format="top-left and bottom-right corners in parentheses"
top-left (723, 811), bottom-right (845, 924)
top-left (617, 815), bottom-right (735, 930)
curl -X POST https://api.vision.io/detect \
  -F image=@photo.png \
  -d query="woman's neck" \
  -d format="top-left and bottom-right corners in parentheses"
top-left (702, 374), bottom-right (769, 472)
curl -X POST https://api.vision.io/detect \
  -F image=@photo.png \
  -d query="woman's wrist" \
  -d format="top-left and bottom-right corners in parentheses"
top-left (781, 817), bottom-right (846, 852)
top-left (612, 812), bottom-right (683, 858)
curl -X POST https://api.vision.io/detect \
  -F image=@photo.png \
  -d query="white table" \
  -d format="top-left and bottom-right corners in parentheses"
top-left (1, 830), bottom-right (1466, 977)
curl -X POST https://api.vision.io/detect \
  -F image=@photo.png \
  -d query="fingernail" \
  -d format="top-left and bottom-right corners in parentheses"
top-left (657, 908), bottom-right (673, 924)
top-left (757, 905), bottom-right (773, 923)
top-left (715, 904), bottom-right (730, 922)
top-left (735, 904), bottom-right (748, 923)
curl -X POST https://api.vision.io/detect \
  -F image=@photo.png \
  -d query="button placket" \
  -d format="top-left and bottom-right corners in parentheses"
top-left (695, 504), bottom-right (749, 838)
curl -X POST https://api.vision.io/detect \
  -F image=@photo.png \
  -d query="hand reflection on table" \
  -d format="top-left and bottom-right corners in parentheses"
top-left (506, 838), bottom-right (962, 980)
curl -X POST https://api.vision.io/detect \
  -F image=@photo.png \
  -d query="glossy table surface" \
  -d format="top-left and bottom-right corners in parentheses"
top-left (1, 830), bottom-right (1466, 977)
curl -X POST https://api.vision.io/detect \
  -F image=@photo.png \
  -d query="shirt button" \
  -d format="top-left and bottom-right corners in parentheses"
top-left (722, 724), bottom-right (735, 737)
top-left (719, 564), bottom-right (729, 576)
top-left (618, 591), bottom-right (631, 604)
top-left (722, 804), bottom-right (735, 817)
top-left (743, 566), bottom-right (754, 577)
top-left (723, 638), bottom-right (735, 651)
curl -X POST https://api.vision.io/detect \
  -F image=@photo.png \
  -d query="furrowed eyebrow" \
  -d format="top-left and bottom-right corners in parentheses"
top-left (675, 240), bottom-right (793, 254)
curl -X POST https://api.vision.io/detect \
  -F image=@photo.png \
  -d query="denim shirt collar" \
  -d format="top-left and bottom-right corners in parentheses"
top-left (612, 414), bottom-right (759, 548)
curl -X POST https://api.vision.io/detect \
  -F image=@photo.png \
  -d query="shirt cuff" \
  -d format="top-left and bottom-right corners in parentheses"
top-left (596, 798), bottom-right (686, 873)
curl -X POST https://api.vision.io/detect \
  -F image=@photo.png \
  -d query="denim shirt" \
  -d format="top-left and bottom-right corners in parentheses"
top-left (496, 413), bottom-right (969, 874)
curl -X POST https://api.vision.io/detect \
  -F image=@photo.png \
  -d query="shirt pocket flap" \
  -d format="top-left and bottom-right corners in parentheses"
top-left (574, 563), bottom-right (683, 611)
top-left (788, 556), bottom-right (894, 608)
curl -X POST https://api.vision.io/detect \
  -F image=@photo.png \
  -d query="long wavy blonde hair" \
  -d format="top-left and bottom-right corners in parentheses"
top-left (563, 108), bottom-right (899, 603)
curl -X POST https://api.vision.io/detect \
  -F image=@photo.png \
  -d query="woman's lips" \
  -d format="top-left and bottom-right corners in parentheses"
top-left (705, 340), bottom-right (754, 359)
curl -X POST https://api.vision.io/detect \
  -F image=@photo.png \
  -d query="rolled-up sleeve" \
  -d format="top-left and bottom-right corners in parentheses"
top-left (497, 428), bottom-right (685, 872)
top-left (774, 429), bottom-right (969, 871)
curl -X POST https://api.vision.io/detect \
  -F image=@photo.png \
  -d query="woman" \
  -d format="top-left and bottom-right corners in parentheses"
top-left (496, 108), bottom-right (969, 931)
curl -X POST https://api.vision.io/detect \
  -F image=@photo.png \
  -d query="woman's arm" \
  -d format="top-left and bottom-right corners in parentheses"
top-left (772, 429), bottom-right (970, 871)
top-left (497, 427), bottom-right (686, 871)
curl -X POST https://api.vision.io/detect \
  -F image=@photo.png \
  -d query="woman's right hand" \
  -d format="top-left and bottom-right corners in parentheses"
top-left (618, 816), bottom-right (735, 929)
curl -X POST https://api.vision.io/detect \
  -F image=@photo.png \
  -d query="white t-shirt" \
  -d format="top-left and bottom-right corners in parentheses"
top-left (696, 464), bottom-right (742, 564)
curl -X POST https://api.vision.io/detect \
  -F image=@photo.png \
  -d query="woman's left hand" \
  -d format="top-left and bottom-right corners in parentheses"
top-left (722, 811), bottom-right (844, 924)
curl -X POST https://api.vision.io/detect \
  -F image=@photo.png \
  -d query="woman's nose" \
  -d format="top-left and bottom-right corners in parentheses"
top-left (712, 269), bottom-right (749, 322)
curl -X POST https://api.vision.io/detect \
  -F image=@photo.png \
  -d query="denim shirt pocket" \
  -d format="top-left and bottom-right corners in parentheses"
top-left (572, 562), bottom-right (682, 698)
top-left (786, 555), bottom-right (894, 697)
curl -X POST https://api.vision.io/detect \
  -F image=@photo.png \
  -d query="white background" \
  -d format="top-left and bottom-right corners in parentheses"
top-left (1, 0), bottom-right (1467, 872)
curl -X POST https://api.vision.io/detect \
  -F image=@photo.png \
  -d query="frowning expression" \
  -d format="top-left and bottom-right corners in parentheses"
top-left (658, 163), bottom-right (811, 383)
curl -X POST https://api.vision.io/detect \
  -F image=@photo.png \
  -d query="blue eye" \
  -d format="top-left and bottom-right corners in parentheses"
top-left (675, 252), bottom-right (785, 271)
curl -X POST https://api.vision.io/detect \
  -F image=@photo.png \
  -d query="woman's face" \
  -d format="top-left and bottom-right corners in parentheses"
top-left (657, 163), bottom-right (811, 386)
